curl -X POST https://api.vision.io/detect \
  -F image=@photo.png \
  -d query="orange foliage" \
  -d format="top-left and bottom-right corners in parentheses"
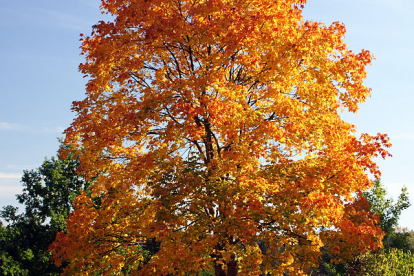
top-left (50, 0), bottom-right (391, 275)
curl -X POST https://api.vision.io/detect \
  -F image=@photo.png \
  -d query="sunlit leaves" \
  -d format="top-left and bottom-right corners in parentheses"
top-left (52, 0), bottom-right (390, 275)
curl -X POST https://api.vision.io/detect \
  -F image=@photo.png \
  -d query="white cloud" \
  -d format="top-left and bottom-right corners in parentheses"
top-left (4, 164), bottom-right (36, 173)
top-left (0, 185), bottom-right (22, 195)
top-left (39, 126), bottom-right (66, 134)
top-left (0, 173), bottom-right (22, 179)
top-left (0, 176), bottom-right (22, 199)
top-left (0, 122), bottom-right (64, 134)
top-left (0, 122), bottom-right (23, 131)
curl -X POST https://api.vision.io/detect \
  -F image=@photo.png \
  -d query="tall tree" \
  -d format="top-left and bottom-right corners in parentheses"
top-left (0, 147), bottom-right (90, 276)
top-left (51, 0), bottom-right (391, 275)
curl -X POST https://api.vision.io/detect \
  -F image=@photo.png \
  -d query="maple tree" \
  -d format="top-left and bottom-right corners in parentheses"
top-left (51, 0), bottom-right (392, 275)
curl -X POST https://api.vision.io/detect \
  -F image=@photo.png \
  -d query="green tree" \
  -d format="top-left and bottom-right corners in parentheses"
top-left (0, 147), bottom-right (90, 276)
top-left (363, 179), bottom-right (411, 249)
top-left (0, 207), bottom-right (33, 276)
top-left (314, 179), bottom-right (411, 275)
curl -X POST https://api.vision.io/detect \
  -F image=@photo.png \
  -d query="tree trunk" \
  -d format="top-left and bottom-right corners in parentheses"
top-left (227, 253), bottom-right (238, 276)
top-left (214, 263), bottom-right (226, 276)
top-left (214, 253), bottom-right (238, 276)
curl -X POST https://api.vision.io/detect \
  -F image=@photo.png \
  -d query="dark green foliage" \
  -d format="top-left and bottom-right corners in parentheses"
top-left (0, 147), bottom-right (90, 276)
top-left (315, 248), bottom-right (347, 276)
top-left (388, 227), bottom-right (414, 253)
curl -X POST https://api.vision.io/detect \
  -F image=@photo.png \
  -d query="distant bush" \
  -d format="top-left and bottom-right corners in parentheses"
top-left (355, 248), bottom-right (414, 276)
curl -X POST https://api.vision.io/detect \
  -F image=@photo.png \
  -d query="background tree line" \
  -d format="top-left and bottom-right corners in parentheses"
top-left (0, 146), bottom-right (90, 276)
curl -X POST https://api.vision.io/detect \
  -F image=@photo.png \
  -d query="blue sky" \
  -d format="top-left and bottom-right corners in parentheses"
top-left (1, 0), bottom-right (413, 229)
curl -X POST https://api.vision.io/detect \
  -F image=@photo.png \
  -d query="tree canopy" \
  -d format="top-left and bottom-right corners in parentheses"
top-left (51, 0), bottom-right (391, 275)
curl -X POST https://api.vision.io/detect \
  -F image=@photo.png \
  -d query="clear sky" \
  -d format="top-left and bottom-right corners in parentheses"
top-left (1, 0), bottom-right (413, 229)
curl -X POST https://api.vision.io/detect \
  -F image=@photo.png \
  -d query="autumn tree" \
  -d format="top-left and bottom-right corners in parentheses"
top-left (51, 0), bottom-right (391, 275)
